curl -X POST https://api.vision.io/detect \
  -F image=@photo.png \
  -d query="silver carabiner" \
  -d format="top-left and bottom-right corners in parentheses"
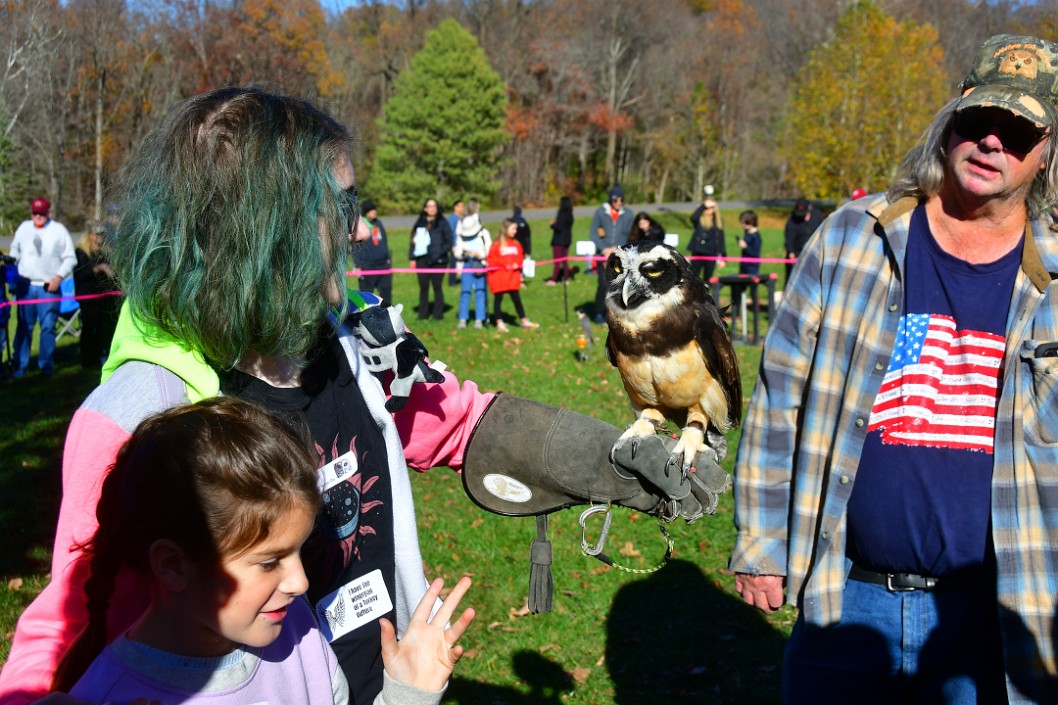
top-left (579, 504), bottom-right (613, 557)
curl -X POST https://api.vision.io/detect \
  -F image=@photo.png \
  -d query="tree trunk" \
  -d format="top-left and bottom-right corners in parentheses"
top-left (94, 67), bottom-right (105, 224)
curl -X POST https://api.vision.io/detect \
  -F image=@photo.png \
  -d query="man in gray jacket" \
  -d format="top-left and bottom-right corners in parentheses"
top-left (589, 184), bottom-right (634, 323)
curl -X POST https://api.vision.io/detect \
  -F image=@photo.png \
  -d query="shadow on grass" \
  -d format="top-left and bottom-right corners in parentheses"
top-left (0, 357), bottom-right (100, 577)
top-left (445, 559), bottom-right (786, 705)
top-left (606, 558), bottom-right (786, 703)
top-left (447, 650), bottom-right (573, 704)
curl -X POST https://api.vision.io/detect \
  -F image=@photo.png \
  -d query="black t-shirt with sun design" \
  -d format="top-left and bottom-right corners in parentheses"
top-left (220, 335), bottom-right (395, 704)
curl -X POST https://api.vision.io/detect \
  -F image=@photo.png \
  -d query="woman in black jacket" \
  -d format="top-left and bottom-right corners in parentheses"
top-left (409, 197), bottom-right (454, 320)
top-left (687, 197), bottom-right (726, 280)
top-left (630, 212), bottom-right (665, 243)
top-left (72, 228), bottom-right (120, 369)
top-left (547, 196), bottom-right (574, 285)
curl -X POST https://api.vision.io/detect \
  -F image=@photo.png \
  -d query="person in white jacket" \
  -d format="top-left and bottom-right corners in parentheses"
top-left (9, 196), bottom-right (75, 377)
top-left (453, 199), bottom-right (492, 329)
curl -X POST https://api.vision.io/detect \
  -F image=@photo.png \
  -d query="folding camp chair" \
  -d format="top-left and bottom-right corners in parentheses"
top-left (56, 276), bottom-right (80, 341)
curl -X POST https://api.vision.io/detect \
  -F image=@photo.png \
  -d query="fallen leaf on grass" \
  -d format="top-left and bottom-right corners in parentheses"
top-left (619, 542), bottom-right (641, 558)
top-left (487, 621), bottom-right (502, 629)
top-left (509, 601), bottom-right (531, 618)
top-left (572, 667), bottom-right (591, 684)
top-left (595, 655), bottom-right (605, 666)
top-left (589, 565), bottom-right (611, 575)
top-left (462, 649), bottom-right (479, 660)
top-left (470, 517), bottom-right (484, 528)
top-left (7, 578), bottom-right (23, 591)
top-left (538, 643), bottom-right (559, 653)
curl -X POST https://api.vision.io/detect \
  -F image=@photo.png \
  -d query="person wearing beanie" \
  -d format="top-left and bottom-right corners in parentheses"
top-left (783, 197), bottom-right (823, 284)
top-left (733, 34), bottom-right (1058, 702)
top-left (9, 196), bottom-right (75, 377)
top-left (588, 184), bottom-right (634, 323)
top-left (352, 198), bottom-right (392, 305)
top-left (511, 204), bottom-right (532, 257)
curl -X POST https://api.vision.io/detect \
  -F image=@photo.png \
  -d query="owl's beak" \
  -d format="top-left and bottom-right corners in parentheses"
top-left (622, 277), bottom-right (636, 306)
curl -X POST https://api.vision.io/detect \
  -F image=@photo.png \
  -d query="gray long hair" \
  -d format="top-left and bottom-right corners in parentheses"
top-left (888, 97), bottom-right (1058, 219)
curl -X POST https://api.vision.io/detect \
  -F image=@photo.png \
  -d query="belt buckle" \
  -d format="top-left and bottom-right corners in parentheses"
top-left (885, 573), bottom-right (916, 592)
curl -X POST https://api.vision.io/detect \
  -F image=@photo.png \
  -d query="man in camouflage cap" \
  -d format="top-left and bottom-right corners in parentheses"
top-left (732, 34), bottom-right (1058, 703)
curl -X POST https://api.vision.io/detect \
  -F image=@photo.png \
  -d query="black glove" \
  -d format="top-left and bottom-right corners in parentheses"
top-left (462, 394), bottom-right (729, 522)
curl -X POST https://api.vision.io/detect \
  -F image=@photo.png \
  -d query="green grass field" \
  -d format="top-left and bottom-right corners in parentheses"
top-left (0, 208), bottom-right (797, 703)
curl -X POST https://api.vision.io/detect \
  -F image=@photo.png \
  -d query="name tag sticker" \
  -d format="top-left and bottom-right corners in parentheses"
top-left (314, 569), bottom-right (393, 642)
top-left (318, 449), bottom-right (358, 492)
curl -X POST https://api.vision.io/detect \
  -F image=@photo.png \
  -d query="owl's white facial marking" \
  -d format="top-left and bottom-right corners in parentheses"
top-left (606, 244), bottom-right (684, 329)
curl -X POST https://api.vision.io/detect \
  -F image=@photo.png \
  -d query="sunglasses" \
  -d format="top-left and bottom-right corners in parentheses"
top-left (952, 110), bottom-right (1050, 154)
top-left (339, 185), bottom-right (360, 236)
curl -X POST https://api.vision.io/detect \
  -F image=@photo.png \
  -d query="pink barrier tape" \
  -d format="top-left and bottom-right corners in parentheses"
top-left (2, 254), bottom-right (797, 308)
top-left (347, 254), bottom-right (796, 277)
top-left (0, 290), bottom-right (123, 310)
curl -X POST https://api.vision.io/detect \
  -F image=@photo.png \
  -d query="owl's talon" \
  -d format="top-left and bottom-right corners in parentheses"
top-left (663, 453), bottom-right (680, 478)
top-left (671, 425), bottom-right (706, 483)
top-left (629, 436), bottom-right (640, 460)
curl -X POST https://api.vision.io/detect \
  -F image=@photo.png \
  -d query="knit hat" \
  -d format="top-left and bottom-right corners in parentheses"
top-left (360, 198), bottom-right (377, 215)
top-left (608, 184), bottom-right (625, 201)
top-left (958, 34), bottom-right (1058, 129)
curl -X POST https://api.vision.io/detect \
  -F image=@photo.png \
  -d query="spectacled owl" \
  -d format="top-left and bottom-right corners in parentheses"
top-left (604, 241), bottom-right (742, 474)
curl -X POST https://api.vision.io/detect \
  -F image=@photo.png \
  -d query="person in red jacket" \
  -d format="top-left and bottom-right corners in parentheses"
top-left (486, 220), bottom-right (538, 332)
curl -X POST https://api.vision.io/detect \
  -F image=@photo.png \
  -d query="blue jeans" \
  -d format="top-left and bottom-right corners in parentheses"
top-left (783, 577), bottom-right (1007, 704)
top-left (13, 282), bottom-right (60, 374)
top-left (459, 271), bottom-right (487, 322)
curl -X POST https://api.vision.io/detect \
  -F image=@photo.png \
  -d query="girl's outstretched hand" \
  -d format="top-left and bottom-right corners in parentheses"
top-left (379, 576), bottom-right (475, 692)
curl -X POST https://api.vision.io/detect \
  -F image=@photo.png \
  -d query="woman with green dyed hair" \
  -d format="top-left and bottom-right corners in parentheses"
top-left (113, 86), bottom-right (355, 367)
top-left (1, 86), bottom-right (720, 705)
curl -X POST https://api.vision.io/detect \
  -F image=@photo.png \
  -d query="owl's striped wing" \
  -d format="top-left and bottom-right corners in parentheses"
top-left (694, 295), bottom-right (742, 427)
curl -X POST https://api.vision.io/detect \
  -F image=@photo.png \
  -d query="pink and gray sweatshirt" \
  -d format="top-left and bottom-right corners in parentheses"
top-left (0, 304), bottom-right (494, 704)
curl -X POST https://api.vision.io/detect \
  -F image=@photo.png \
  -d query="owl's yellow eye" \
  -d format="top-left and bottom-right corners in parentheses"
top-left (645, 270), bottom-right (662, 278)
top-left (613, 264), bottom-right (623, 274)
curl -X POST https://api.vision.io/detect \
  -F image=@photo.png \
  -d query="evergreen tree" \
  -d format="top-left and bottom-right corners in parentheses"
top-left (0, 116), bottom-right (33, 235)
top-left (782, 1), bottom-right (947, 199)
top-left (368, 18), bottom-right (508, 211)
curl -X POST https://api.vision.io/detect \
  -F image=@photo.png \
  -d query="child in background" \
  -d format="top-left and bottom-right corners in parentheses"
top-left (54, 398), bottom-right (475, 705)
top-left (732, 209), bottom-right (763, 320)
top-left (487, 220), bottom-right (538, 332)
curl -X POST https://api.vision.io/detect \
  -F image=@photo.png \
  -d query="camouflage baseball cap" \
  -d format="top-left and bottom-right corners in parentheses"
top-left (958, 34), bottom-right (1058, 129)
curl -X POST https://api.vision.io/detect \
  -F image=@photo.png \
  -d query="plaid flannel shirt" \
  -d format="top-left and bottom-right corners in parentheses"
top-left (731, 194), bottom-right (1058, 701)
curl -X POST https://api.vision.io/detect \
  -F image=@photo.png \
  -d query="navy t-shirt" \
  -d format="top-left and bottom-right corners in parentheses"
top-left (846, 204), bottom-right (1020, 577)
top-left (220, 335), bottom-right (395, 704)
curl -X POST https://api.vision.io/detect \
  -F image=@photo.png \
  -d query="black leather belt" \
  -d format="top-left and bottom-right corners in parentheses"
top-left (848, 564), bottom-right (945, 592)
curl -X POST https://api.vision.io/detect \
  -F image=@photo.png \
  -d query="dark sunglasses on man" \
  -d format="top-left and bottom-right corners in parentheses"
top-left (952, 108), bottom-right (1051, 154)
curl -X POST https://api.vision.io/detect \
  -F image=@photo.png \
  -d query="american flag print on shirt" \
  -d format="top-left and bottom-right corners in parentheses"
top-left (867, 313), bottom-right (1004, 453)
